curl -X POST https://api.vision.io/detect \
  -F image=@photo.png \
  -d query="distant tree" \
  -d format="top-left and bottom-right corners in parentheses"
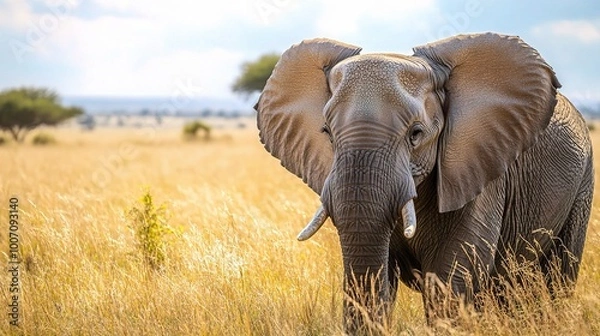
top-left (0, 87), bottom-right (83, 142)
top-left (232, 53), bottom-right (279, 98)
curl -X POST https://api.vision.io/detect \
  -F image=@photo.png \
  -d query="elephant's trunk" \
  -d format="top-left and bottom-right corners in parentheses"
top-left (323, 144), bottom-right (417, 333)
top-left (339, 231), bottom-right (391, 333)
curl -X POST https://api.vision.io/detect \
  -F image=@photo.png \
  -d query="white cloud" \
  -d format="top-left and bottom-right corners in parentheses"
top-left (312, 0), bottom-right (437, 39)
top-left (1, 0), bottom-right (248, 96)
top-left (122, 48), bottom-right (245, 97)
top-left (41, 14), bottom-right (244, 96)
top-left (0, 0), bottom-right (37, 30)
top-left (533, 19), bottom-right (600, 44)
top-left (89, 0), bottom-right (133, 13)
top-left (249, 0), bottom-right (304, 25)
top-left (90, 0), bottom-right (254, 27)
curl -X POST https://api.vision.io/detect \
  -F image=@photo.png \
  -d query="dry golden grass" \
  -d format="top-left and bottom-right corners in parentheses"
top-left (1, 124), bottom-right (600, 335)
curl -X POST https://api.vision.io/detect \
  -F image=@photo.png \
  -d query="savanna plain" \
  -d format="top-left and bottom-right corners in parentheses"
top-left (2, 121), bottom-right (600, 335)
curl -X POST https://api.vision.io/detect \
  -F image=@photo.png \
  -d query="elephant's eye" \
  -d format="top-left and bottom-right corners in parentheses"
top-left (321, 124), bottom-right (333, 143)
top-left (409, 124), bottom-right (424, 147)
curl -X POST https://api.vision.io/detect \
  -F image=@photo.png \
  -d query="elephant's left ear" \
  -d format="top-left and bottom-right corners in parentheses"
top-left (413, 33), bottom-right (561, 213)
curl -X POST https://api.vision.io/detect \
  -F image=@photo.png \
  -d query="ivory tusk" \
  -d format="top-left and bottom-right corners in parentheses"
top-left (297, 205), bottom-right (329, 241)
top-left (401, 199), bottom-right (417, 239)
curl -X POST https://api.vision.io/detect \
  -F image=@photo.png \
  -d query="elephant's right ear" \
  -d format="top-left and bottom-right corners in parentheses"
top-left (255, 39), bottom-right (361, 195)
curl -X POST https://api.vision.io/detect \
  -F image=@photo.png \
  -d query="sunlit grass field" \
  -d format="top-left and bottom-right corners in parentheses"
top-left (2, 123), bottom-right (600, 335)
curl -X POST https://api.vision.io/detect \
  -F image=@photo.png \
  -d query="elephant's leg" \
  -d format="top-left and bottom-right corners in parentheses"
top-left (421, 178), bottom-right (505, 323)
top-left (541, 161), bottom-right (593, 297)
top-left (420, 229), bottom-right (503, 323)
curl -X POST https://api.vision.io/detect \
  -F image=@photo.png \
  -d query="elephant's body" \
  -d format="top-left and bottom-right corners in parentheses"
top-left (392, 93), bottom-right (593, 298)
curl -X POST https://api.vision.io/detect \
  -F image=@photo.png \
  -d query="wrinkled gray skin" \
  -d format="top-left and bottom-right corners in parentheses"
top-left (255, 33), bottom-right (594, 333)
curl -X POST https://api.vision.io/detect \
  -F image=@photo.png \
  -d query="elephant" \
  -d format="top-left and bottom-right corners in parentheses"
top-left (254, 32), bottom-right (594, 332)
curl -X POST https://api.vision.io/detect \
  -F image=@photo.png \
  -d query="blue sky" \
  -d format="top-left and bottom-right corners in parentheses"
top-left (1, 0), bottom-right (599, 107)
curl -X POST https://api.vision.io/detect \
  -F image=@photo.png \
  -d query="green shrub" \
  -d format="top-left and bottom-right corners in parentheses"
top-left (182, 120), bottom-right (211, 140)
top-left (128, 190), bottom-right (180, 270)
top-left (32, 132), bottom-right (56, 145)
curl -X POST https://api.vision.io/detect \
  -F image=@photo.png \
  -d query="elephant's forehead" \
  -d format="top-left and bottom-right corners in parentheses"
top-left (328, 55), bottom-right (429, 116)
top-left (332, 54), bottom-right (429, 96)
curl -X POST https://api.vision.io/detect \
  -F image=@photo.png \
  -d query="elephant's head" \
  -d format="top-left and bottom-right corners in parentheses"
top-left (255, 33), bottom-right (559, 330)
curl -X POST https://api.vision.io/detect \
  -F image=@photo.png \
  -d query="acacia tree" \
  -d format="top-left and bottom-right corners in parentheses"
top-left (231, 53), bottom-right (279, 98)
top-left (0, 87), bottom-right (83, 142)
